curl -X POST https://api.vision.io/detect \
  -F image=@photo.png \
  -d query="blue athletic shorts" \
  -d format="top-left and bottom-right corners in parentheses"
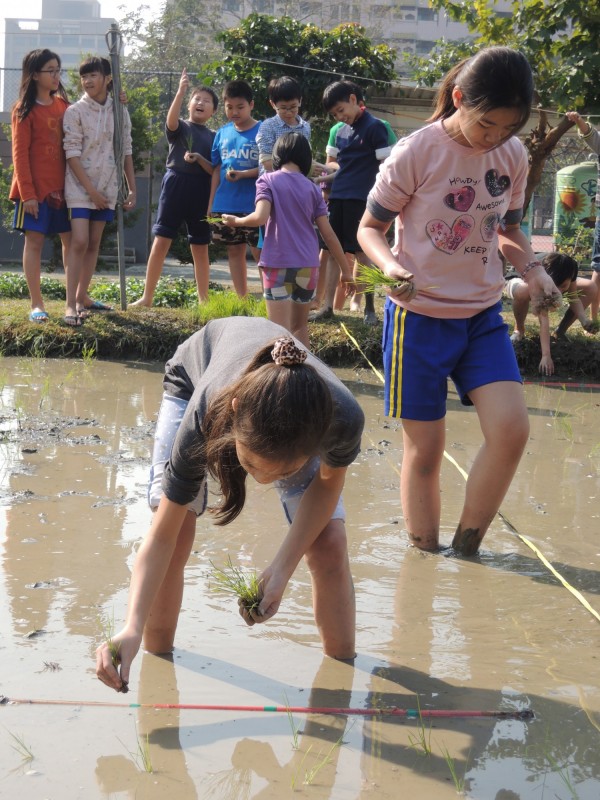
top-left (69, 207), bottom-right (115, 223)
top-left (153, 169), bottom-right (211, 245)
top-left (148, 393), bottom-right (345, 522)
top-left (382, 299), bottom-right (522, 421)
top-left (13, 199), bottom-right (70, 236)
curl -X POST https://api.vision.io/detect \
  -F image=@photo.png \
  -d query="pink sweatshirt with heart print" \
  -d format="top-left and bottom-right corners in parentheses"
top-left (366, 120), bottom-right (528, 318)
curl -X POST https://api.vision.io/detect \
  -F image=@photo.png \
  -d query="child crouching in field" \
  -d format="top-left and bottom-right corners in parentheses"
top-left (504, 252), bottom-right (598, 375)
top-left (222, 133), bottom-right (352, 346)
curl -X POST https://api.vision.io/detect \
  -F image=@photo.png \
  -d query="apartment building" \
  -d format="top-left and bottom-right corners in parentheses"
top-left (0, 0), bottom-right (115, 111)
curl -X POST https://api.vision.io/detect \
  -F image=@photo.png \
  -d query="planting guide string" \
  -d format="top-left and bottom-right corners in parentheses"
top-left (339, 323), bottom-right (600, 625)
top-left (0, 697), bottom-right (532, 719)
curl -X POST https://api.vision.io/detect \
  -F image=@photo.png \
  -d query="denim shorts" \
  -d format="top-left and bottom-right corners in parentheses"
top-left (149, 393), bottom-right (345, 523)
top-left (148, 393), bottom-right (207, 515)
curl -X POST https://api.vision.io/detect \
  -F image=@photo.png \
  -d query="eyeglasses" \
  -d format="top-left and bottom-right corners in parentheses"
top-left (38, 69), bottom-right (63, 77)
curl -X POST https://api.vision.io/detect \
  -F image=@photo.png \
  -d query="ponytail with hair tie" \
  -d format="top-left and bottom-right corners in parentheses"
top-left (271, 337), bottom-right (307, 367)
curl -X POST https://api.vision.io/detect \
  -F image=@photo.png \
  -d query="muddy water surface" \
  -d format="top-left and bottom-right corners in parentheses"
top-left (0, 357), bottom-right (599, 799)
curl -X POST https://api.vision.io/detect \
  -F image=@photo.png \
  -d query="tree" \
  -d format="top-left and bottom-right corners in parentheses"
top-left (199, 15), bottom-right (397, 151)
top-left (118, 0), bottom-right (224, 75)
top-left (407, 0), bottom-right (600, 210)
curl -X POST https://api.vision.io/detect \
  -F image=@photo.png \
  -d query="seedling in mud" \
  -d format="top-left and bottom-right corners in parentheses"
top-left (8, 730), bottom-right (34, 763)
top-left (209, 556), bottom-right (262, 613)
top-left (440, 743), bottom-right (468, 794)
top-left (290, 724), bottom-right (351, 789)
top-left (407, 695), bottom-right (432, 756)
top-left (98, 612), bottom-right (128, 693)
top-left (81, 342), bottom-right (96, 364)
top-left (284, 692), bottom-right (301, 750)
top-left (119, 726), bottom-right (154, 774)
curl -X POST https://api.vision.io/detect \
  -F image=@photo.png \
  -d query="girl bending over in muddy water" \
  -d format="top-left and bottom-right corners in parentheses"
top-left (96, 317), bottom-right (363, 691)
top-left (358, 46), bottom-right (561, 557)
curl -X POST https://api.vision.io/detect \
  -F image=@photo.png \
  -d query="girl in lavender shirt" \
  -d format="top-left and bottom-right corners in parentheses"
top-left (222, 133), bottom-right (351, 346)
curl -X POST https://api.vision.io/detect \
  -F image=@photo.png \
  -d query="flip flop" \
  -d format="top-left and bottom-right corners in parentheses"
top-left (76, 307), bottom-right (91, 319)
top-left (63, 314), bottom-right (83, 327)
top-left (84, 300), bottom-right (113, 312)
top-left (29, 309), bottom-right (49, 323)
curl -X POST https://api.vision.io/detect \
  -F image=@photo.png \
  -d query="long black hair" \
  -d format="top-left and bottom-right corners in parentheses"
top-left (202, 340), bottom-right (333, 524)
top-left (428, 47), bottom-right (533, 134)
top-left (15, 48), bottom-right (69, 121)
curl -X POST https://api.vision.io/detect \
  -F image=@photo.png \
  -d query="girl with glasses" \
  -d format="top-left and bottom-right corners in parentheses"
top-left (9, 48), bottom-right (71, 323)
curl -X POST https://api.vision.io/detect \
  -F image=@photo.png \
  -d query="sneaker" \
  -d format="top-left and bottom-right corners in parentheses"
top-left (363, 310), bottom-right (378, 326)
top-left (308, 306), bottom-right (334, 322)
top-left (510, 331), bottom-right (523, 343)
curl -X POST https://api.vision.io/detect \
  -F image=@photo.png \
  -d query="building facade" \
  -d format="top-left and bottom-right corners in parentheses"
top-left (0, 0), bottom-right (115, 111)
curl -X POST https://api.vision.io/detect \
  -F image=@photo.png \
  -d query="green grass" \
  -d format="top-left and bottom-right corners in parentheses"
top-left (0, 270), bottom-right (598, 379)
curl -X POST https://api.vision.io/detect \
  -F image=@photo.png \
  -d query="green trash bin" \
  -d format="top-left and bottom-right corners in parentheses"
top-left (553, 160), bottom-right (597, 240)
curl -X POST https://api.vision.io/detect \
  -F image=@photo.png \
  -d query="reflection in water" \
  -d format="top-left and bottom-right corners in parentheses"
top-left (94, 652), bottom-right (355, 799)
top-left (96, 653), bottom-right (198, 798)
top-left (0, 359), bottom-right (599, 798)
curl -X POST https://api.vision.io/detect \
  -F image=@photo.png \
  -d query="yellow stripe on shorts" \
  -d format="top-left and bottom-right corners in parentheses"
top-left (389, 304), bottom-right (407, 418)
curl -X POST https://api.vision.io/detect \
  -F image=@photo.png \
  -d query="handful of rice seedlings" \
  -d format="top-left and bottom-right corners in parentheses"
top-left (355, 263), bottom-right (438, 295)
top-left (209, 556), bottom-right (262, 614)
top-left (355, 262), bottom-right (415, 294)
top-left (203, 215), bottom-right (225, 225)
top-left (532, 292), bottom-right (564, 315)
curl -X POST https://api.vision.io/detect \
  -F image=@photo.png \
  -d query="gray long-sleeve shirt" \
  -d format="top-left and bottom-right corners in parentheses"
top-left (161, 317), bottom-right (365, 505)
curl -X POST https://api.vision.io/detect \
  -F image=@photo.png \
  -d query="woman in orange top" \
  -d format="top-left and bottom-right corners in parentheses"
top-left (10, 49), bottom-right (71, 322)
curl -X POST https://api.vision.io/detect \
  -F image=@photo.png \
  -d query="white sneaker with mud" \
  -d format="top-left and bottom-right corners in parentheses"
top-left (364, 311), bottom-right (378, 326)
top-left (510, 331), bottom-right (523, 343)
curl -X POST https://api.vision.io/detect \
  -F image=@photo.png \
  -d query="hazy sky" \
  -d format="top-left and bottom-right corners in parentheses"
top-left (2, 0), bottom-right (165, 24)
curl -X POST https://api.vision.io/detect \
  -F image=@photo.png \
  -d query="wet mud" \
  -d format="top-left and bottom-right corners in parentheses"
top-left (0, 358), bottom-right (599, 798)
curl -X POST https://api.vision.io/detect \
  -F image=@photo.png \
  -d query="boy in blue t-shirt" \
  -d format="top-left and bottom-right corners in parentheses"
top-left (208, 80), bottom-right (261, 297)
top-left (309, 81), bottom-right (391, 325)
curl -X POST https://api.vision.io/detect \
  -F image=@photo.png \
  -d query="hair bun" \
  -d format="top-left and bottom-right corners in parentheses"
top-left (271, 337), bottom-right (307, 366)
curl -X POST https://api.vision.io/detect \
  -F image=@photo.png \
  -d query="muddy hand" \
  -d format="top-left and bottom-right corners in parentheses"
top-left (238, 567), bottom-right (282, 626)
top-left (95, 632), bottom-right (140, 692)
top-left (385, 262), bottom-right (416, 301)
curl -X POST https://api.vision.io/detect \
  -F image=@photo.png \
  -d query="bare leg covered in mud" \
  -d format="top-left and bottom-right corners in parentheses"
top-left (451, 382), bottom-right (529, 555)
top-left (304, 518), bottom-right (356, 660)
top-left (401, 381), bottom-right (529, 556)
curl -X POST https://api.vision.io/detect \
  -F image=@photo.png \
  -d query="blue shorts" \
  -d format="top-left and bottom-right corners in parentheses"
top-left (382, 299), bottom-right (522, 421)
top-left (148, 393), bottom-right (345, 522)
top-left (13, 199), bottom-right (70, 236)
top-left (69, 207), bottom-right (115, 223)
top-left (153, 169), bottom-right (211, 245)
